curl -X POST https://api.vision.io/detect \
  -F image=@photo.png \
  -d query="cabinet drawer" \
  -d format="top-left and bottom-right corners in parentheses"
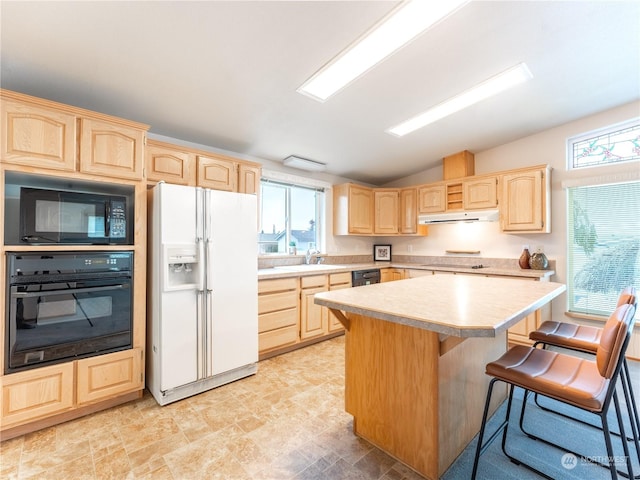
top-left (259, 325), bottom-right (298, 352)
top-left (301, 275), bottom-right (327, 289)
top-left (259, 308), bottom-right (298, 333)
top-left (1, 362), bottom-right (74, 428)
top-left (258, 277), bottom-right (298, 294)
top-left (76, 348), bottom-right (143, 405)
top-left (258, 290), bottom-right (298, 314)
top-left (330, 272), bottom-right (352, 286)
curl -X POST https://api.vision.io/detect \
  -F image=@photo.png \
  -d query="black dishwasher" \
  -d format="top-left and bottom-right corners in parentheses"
top-left (351, 268), bottom-right (381, 287)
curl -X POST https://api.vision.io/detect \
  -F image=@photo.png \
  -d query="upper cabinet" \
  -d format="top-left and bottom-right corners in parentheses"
top-left (144, 138), bottom-right (261, 195)
top-left (334, 183), bottom-right (374, 235)
top-left (145, 139), bottom-right (196, 185)
top-left (418, 184), bottom-right (446, 213)
top-left (238, 164), bottom-right (261, 195)
top-left (197, 154), bottom-right (237, 191)
top-left (443, 150), bottom-right (474, 180)
top-left (500, 165), bottom-right (551, 233)
top-left (374, 189), bottom-right (399, 235)
top-left (399, 188), bottom-right (417, 234)
top-left (1, 98), bottom-right (77, 171)
top-left (463, 176), bottom-right (498, 210)
top-left (1, 89), bottom-right (149, 181)
top-left (79, 118), bottom-right (145, 180)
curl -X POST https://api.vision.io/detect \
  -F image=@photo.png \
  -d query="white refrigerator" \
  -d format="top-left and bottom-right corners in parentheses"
top-left (147, 182), bottom-right (258, 405)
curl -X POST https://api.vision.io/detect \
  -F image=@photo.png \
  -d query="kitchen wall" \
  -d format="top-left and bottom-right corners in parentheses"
top-left (384, 99), bottom-right (640, 322)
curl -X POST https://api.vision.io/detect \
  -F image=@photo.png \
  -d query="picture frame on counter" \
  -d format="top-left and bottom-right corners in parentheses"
top-left (373, 244), bottom-right (392, 261)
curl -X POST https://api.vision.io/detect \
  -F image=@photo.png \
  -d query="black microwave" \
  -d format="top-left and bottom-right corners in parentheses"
top-left (19, 187), bottom-right (130, 244)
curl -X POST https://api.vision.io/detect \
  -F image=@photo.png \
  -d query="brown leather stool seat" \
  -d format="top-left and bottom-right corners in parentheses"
top-left (471, 303), bottom-right (637, 479)
top-left (486, 345), bottom-right (609, 412)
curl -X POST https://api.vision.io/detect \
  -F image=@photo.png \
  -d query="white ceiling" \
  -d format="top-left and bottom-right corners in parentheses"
top-left (1, 1), bottom-right (639, 185)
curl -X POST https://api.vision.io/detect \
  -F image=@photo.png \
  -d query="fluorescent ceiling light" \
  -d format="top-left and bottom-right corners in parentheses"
top-left (387, 63), bottom-right (533, 137)
top-left (283, 155), bottom-right (327, 172)
top-left (297, 0), bottom-right (469, 102)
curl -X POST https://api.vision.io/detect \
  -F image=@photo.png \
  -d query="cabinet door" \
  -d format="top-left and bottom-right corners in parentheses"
top-left (300, 286), bottom-right (328, 340)
top-left (1, 362), bottom-right (74, 428)
top-left (501, 169), bottom-right (547, 232)
top-left (197, 155), bottom-right (237, 191)
top-left (374, 190), bottom-right (399, 235)
top-left (238, 164), bottom-right (261, 195)
top-left (1, 98), bottom-right (77, 171)
top-left (463, 177), bottom-right (497, 210)
top-left (76, 348), bottom-right (143, 405)
top-left (418, 185), bottom-right (446, 213)
top-left (348, 185), bottom-right (374, 234)
top-left (399, 188), bottom-right (417, 234)
top-left (145, 141), bottom-right (195, 185)
top-left (79, 118), bottom-right (145, 180)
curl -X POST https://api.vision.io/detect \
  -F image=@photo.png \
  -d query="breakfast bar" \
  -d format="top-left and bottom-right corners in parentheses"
top-left (314, 274), bottom-right (566, 480)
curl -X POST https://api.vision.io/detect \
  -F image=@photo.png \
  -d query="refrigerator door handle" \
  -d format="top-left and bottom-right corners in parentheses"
top-left (197, 238), bottom-right (206, 292)
top-left (196, 290), bottom-right (205, 380)
top-left (205, 289), bottom-right (214, 377)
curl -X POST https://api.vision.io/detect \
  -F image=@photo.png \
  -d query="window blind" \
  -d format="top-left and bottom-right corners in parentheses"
top-left (567, 181), bottom-right (640, 316)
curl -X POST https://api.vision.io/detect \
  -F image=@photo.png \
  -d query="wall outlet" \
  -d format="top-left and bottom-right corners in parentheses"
top-left (408, 244), bottom-right (413, 253)
top-left (535, 245), bottom-right (544, 253)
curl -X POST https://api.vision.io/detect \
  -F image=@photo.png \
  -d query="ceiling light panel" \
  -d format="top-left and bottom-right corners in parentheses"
top-left (298, 0), bottom-right (469, 102)
top-left (283, 156), bottom-right (327, 172)
top-left (387, 63), bottom-right (533, 137)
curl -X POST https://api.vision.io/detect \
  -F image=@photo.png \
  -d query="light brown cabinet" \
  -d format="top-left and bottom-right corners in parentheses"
top-left (443, 150), bottom-right (474, 180)
top-left (145, 139), bottom-right (196, 185)
top-left (258, 278), bottom-right (299, 354)
top-left (1, 348), bottom-right (143, 430)
top-left (374, 189), bottom-right (399, 235)
top-left (1, 90), bottom-right (148, 181)
top-left (1, 97), bottom-right (77, 171)
top-left (76, 348), bottom-right (143, 405)
top-left (238, 164), bottom-right (261, 195)
top-left (381, 268), bottom-right (405, 282)
top-left (333, 183), bottom-right (374, 235)
top-left (197, 154), bottom-right (237, 192)
top-left (463, 176), bottom-right (497, 210)
top-left (500, 166), bottom-right (550, 233)
top-left (300, 275), bottom-right (329, 340)
top-left (0, 362), bottom-right (74, 428)
top-left (399, 188), bottom-right (418, 234)
top-left (418, 185), bottom-right (446, 214)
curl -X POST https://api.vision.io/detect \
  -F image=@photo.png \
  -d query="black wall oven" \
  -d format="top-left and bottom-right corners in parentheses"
top-left (5, 251), bottom-right (133, 373)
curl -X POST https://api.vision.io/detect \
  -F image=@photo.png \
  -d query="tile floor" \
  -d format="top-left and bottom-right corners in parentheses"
top-left (0, 336), bottom-right (426, 480)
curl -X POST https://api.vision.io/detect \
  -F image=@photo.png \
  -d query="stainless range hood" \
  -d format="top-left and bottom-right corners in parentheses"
top-left (418, 209), bottom-right (499, 225)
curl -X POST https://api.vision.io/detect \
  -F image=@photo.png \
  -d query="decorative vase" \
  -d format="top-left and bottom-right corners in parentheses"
top-left (518, 248), bottom-right (531, 269)
top-left (529, 252), bottom-right (548, 270)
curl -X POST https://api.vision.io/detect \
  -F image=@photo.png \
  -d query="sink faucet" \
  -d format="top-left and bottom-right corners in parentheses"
top-left (305, 248), bottom-right (319, 264)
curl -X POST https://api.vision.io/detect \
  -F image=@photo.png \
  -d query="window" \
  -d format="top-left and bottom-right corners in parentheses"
top-left (258, 179), bottom-right (324, 255)
top-left (569, 118), bottom-right (640, 169)
top-left (567, 120), bottom-right (640, 317)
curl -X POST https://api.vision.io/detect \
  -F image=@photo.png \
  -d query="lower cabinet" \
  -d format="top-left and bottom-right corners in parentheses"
top-left (258, 278), bottom-right (299, 353)
top-left (76, 348), bottom-right (143, 405)
top-left (300, 275), bottom-right (329, 340)
top-left (381, 268), bottom-right (406, 282)
top-left (0, 348), bottom-right (143, 431)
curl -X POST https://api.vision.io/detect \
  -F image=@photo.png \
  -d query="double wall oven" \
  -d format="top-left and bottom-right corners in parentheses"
top-left (5, 252), bottom-right (133, 373)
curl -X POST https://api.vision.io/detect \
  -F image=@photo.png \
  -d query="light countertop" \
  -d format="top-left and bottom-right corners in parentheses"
top-left (313, 274), bottom-right (566, 338)
top-left (258, 262), bottom-right (555, 280)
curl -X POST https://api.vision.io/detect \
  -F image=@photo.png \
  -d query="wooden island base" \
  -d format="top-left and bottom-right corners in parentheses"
top-left (344, 313), bottom-right (506, 479)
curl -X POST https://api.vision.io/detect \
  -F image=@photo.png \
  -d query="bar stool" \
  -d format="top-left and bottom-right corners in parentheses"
top-left (471, 303), bottom-right (637, 479)
top-left (530, 287), bottom-right (639, 453)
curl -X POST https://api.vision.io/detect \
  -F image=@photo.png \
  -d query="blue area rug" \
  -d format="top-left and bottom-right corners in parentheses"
top-left (442, 387), bottom-right (640, 479)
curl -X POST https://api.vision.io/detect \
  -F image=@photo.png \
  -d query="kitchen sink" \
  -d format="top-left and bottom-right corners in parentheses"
top-left (274, 264), bottom-right (345, 271)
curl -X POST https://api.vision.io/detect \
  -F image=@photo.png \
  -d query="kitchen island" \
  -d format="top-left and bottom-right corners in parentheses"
top-left (314, 274), bottom-right (565, 479)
